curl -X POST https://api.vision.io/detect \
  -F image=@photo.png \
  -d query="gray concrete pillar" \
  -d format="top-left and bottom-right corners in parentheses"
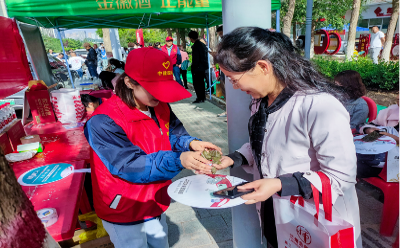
top-left (110, 28), bottom-right (122, 61)
top-left (222, 0), bottom-right (271, 247)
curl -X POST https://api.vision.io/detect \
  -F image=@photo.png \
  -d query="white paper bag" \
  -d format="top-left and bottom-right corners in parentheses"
top-left (273, 172), bottom-right (355, 248)
top-left (386, 146), bottom-right (399, 182)
top-left (50, 89), bottom-right (85, 124)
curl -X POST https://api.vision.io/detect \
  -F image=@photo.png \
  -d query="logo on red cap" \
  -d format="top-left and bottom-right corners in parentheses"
top-left (162, 61), bottom-right (170, 69)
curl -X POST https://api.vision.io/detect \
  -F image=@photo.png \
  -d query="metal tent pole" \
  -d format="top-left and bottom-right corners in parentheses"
top-left (305, 0), bottom-right (313, 59)
top-left (56, 28), bottom-right (75, 88)
top-left (206, 15), bottom-right (212, 100)
top-left (276, 10), bottom-right (280, 32)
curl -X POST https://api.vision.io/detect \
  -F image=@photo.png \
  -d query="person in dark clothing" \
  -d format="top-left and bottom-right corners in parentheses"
top-left (84, 42), bottom-right (99, 78)
top-left (188, 30), bottom-right (208, 103)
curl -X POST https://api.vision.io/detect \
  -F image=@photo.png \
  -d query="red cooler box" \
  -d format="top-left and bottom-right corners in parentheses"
top-left (6, 120), bottom-right (26, 150)
top-left (26, 89), bottom-right (56, 124)
top-left (0, 132), bottom-right (13, 155)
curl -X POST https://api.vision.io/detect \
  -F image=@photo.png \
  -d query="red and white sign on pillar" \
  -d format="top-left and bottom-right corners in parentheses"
top-left (358, 34), bottom-right (371, 56)
top-left (136, 29), bottom-right (144, 47)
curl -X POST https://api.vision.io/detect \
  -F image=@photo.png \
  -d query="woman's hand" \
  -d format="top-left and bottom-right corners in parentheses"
top-left (238, 178), bottom-right (282, 205)
top-left (380, 131), bottom-right (399, 145)
top-left (365, 127), bottom-right (379, 134)
top-left (189, 140), bottom-right (222, 153)
top-left (213, 156), bottom-right (234, 170)
top-left (180, 151), bottom-right (213, 174)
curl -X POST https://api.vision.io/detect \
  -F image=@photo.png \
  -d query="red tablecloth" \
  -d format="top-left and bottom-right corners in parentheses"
top-left (12, 160), bottom-right (87, 241)
top-left (24, 121), bottom-right (84, 136)
top-left (11, 129), bottom-right (92, 241)
top-left (15, 129), bottom-right (90, 165)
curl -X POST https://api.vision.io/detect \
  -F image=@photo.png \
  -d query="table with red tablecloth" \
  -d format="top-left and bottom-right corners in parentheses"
top-left (11, 128), bottom-right (93, 241)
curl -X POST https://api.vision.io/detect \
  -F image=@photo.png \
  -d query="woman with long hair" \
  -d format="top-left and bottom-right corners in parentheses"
top-left (212, 27), bottom-right (361, 247)
top-left (334, 70), bottom-right (369, 131)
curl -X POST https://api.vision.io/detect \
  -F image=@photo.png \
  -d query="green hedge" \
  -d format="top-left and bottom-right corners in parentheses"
top-left (312, 56), bottom-right (399, 91)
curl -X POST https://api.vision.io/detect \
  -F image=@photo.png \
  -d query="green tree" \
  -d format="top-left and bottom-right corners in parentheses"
top-left (381, 0), bottom-right (399, 62)
top-left (96, 28), bottom-right (168, 47)
top-left (43, 35), bottom-right (62, 52)
top-left (280, 0), bottom-right (365, 57)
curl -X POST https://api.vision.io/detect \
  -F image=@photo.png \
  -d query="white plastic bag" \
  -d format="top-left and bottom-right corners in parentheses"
top-left (386, 146), bottom-right (399, 182)
top-left (273, 172), bottom-right (355, 248)
top-left (5, 150), bottom-right (37, 162)
top-left (50, 89), bottom-right (85, 124)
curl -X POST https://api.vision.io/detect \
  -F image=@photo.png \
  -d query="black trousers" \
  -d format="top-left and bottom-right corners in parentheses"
top-left (180, 68), bottom-right (188, 88)
top-left (263, 197), bottom-right (278, 248)
top-left (192, 71), bottom-right (206, 101)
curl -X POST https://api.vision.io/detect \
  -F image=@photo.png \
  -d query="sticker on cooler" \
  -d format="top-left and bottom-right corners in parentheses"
top-left (18, 163), bottom-right (74, 186)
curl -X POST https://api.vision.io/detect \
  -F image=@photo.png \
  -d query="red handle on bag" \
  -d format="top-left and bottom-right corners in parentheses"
top-left (290, 195), bottom-right (305, 207)
top-left (312, 171), bottom-right (333, 222)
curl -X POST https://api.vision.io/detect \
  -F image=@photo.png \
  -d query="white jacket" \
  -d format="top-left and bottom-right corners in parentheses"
top-left (237, 92), bottom-right (362, 247)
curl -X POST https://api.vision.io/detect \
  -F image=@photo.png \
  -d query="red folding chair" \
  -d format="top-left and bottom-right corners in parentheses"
top-left (361, 96), bottom-right (378, 122)
top-left (362, 158), bottom-right (399, 236)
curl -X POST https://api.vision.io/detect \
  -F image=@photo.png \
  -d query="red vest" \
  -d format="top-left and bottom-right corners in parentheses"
top-left (90, 95), bottom-right (172, 223)
top-left (161, 44), bottom-right (178, 64)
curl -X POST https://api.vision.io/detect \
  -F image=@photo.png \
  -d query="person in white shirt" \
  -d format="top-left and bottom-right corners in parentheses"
top-left (369, 26), bottom-right (385, 64)
top-left (68, 52), bottom-right (85, 78)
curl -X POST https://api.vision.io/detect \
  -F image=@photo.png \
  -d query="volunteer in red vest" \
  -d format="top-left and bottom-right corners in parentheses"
top-left (84, 47), bottom-right (220, 248)
top-left (161, 36), bottom-right (184, 87)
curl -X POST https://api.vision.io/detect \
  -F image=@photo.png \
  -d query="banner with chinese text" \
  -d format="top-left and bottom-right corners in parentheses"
top-left (6, 0), bottom-right (281, 29)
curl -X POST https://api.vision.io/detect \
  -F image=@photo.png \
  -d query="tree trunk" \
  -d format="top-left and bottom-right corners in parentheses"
top-left (200, 29), bottom-right (205, 39)
top-left (0, 149), bottom-right (49, 248)
top-left (176, 28), bottom-right (181, 46)
top-left (166, 28), bottom-right (173, 37)
top-left (102, 28), bottom-right (113, 57)
top-left (180, 29), bottom-right (187, 50)
top-left (293, 23), bottom-right (297, 44)
top-left (382, 0), bottom-right (399, 62)
top-left (209, 26), bottom-right (217, 52)
top-left (310, 22), bottom-right (316, 58)
top-left (282, 0), bottom-right (296, 38)
top-left (346, 0), bottom-right (362, 61)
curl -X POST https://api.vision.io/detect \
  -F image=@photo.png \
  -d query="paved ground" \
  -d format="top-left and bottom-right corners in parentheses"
top-left (168, 90), bottom-right (399, 248)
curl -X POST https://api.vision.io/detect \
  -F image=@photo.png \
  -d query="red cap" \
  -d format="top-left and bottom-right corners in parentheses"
top-left (124, 47), bottom-right (191, 103)
top-left (165, 36), bottom-right (173, 41)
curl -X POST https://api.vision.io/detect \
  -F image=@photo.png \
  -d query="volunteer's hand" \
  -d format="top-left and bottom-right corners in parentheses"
top-left (379, 131), bottom-right (400, 145)
top-left (365, 127), bottom-right (379, 134)
top-left (189, 141), bottom-right (222, 153)
top-left (180, 151), bottom-right (212, 174)
top-left (238, 178), bottom-right (282, 205)
top-left (213, 156), bottom-right (234, 170)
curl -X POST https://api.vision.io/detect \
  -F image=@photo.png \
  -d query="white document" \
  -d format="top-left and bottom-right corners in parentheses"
top-left (168, 174), bottom-right (247, 209)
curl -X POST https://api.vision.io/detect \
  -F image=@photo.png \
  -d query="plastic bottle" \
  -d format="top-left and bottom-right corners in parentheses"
top-left (3, 103), bottom-right (11, 128)
top-left (0, 105), bottom-right (4, 133)
top-left (0, 104), bottom-right (7, 133)
top-left (7, 103), bottom-right (17, 124)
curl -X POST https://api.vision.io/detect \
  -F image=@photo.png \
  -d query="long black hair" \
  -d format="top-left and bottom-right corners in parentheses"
top-left (109, 58), bottom-right (125, 70)
top-left (213, 27), bottom-right (348, 104)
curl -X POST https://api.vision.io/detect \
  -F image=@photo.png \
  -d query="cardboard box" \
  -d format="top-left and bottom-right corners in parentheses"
top-left (25, 89), bottom-right (56, 124)
top-left (72, 236), bottom-right (114, 248)
top-left (6, 120), bottom-right (26, 150)
top-left (0, 132), bottom-right (13, 155)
